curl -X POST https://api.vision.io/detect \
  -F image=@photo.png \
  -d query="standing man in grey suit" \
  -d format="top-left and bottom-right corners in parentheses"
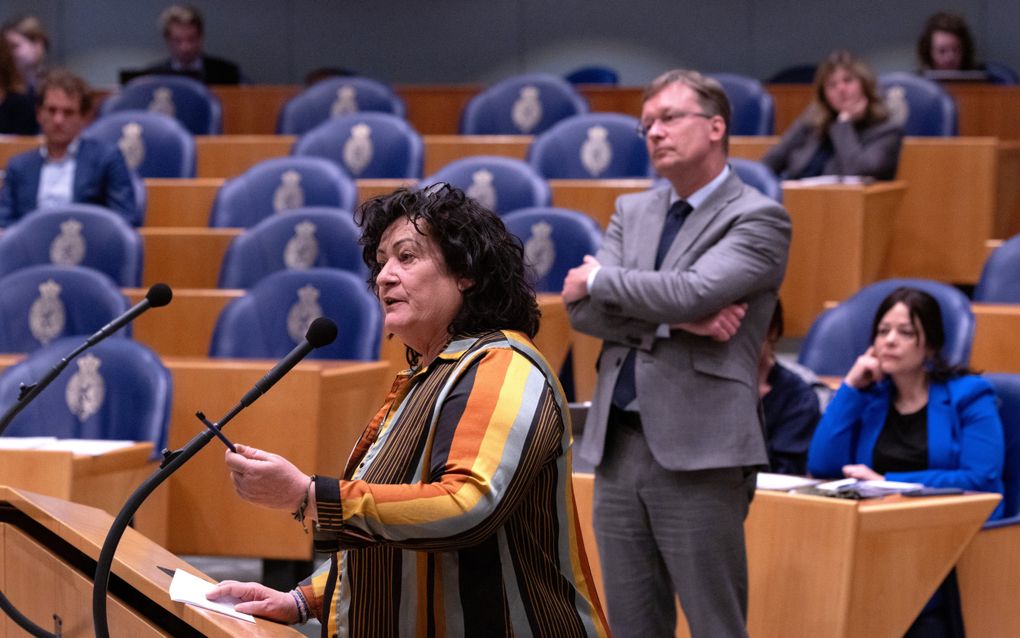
top-left (563, 69), bottom-right (791, 638)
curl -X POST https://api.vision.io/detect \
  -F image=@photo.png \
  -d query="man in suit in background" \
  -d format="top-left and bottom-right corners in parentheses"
top-left (145, 4), bottom-right (241, 85)
top-left (563, 69), bottom-right (791, 637)
top-left (0, 69), bottom-right (139, 227)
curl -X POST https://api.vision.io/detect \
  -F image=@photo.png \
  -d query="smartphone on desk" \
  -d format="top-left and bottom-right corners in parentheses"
top-left (902, 487), bottom-right (965, 497)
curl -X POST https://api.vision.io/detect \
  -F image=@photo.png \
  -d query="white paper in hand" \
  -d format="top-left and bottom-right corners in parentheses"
top-left (168, 569), bottom-right (256, 623)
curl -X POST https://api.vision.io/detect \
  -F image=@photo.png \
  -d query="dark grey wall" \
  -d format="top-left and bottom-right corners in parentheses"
top-left (6, 0), bottom-right (1017, 88)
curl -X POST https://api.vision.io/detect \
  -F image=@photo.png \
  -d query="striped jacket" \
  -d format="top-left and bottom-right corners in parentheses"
top-left (299, 330), bottom-right (608, 637)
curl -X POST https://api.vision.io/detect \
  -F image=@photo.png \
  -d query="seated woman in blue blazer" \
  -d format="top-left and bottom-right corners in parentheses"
top-left (808, 287), bottom-right (1004, 513)
top-left (808, 286), bottom-right (1004, 637)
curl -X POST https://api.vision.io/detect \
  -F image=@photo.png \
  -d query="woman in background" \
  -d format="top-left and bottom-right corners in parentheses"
top-left (917, 11), bottom-right (976, 72)
top-left (0, 36), bottom-right (37, 135)
top-left (2, 15), bottom-right (48, 94)
top-left (761, 50), bottom-right (903, 181)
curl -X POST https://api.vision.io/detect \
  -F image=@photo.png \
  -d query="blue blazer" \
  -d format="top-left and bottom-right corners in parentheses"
top-left (808, 375), bottom-right (1005, 519)
top-left (0, 138), bottom-right (140, 227)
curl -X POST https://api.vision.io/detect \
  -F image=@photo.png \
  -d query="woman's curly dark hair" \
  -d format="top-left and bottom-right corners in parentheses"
top-left (355, 185), bottom-right (541, 363)
top-left (917, 11), bottom-right (976, 71)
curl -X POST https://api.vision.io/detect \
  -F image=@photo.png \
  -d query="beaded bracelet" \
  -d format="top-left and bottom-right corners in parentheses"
top-left (292, 474), bottom-right (316, 534)
top-left (289, 589), bottom-right (309, 624)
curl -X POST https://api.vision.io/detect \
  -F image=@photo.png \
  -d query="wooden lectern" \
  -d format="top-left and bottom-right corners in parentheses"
top-left (0, 486), bottom-right (300, 637)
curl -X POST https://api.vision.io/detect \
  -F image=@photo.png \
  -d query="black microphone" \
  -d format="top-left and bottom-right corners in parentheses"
top-left (85, 283), bottom-right (173, 346)
top-left (239, 317), bottom-right (338, 407)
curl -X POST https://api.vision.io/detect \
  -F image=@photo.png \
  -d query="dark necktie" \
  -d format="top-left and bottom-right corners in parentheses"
top-left (612, 199), bottom-right (693, 409)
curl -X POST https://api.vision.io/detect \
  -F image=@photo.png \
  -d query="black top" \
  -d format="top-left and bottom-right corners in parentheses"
top-left (0, 90), bottom-right (39, 135)
top-left (872, 402), bottom-right (929, 474)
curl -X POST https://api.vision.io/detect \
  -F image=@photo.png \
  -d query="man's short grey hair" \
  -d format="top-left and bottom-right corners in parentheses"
top-left (643, 69), bottom-right (731, 152)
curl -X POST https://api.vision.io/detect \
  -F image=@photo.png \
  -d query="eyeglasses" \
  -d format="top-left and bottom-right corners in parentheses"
top-left (637, 110), bottom-right (712, 138)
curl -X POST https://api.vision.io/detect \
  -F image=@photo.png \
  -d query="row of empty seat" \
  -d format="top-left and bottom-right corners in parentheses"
top-left (101, 70), bottom-right (962, 140)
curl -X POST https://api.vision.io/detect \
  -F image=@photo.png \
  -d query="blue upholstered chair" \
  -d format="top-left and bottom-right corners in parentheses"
top-left (460, 73), bottom-right (589, 135)
top-left (208, 157), bottom-right (358, 228)
top-left (984, 61), bottom-right (1020, 85)
top-left (502, 207), bottom-right (603, 293)
top-left (421, 156), bottom-right (550, 215)
top-left (707, 73), bottom-right (775, 135)
top-left (878, 72), bottom-right (958, 136)
top-left (218, 208), bottom-right (365, 289)
top-left (985, 374), bottom-right (1020, 521)
top-left (0, 265), bottom-right (130, 353)
top-left (84, 110), bottom-right (196, 178)
top-left (209, 269), bottom-right (381, 360)
top-left (0, 205), bottom-right (143, 286)
top-left (100, 74), bottom-right (222, 135)
top-left (731, 157), bottom-right (783, 203)
top-left (277, 76), bottom-right (406, 135)
top-left (565, 66), bottom-right (619, 86)
top-left (798, 279), bottom-right (975, 376)
top-left (527, 113), bottom-right (650, 179)
top-left (0, 336), bottom-right (172, 455)
top-left (974, 235), bottom-right (1020, 303)
top-left (292, 113), bottom-right (424, 179)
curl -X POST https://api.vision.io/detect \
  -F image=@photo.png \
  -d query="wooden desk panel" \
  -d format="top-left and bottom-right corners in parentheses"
top-left (211, 85), bottom-right (299, 135)
top-left (423, 135), bottom-right (531, 175)
top-left (891, 138), bottom-right (999, 282)
top-left (549, 179), bottom-right (653, 228)
top-left (573, 475), bottom-right (999, 638)
top-left (995, 141), bottom-right (1020, 238)
top-left (127, 288), bottom-right (243, 357)
top-left (970, 304), bottom-right (1020, 373)
top-left (0, 487), bottom-right (302, 636)
top-left (163, 358), bottom-right (390, 558)
top-left (957, 523), bottom-right (1020, 637)
top-left (140, 227), bottom-right (240, 288)
top-left (0, 136), bottom-right (40, 169)
top-left (0, 444), bottom-right (166, 545)
top-left (195, 135), bottom-right (295, 178)
top-left (397, 84), bottom-right (481, 135)
top-left (144, 178), bottom-right (223, 227)
top-left (780, 182), bottom-right (905, 336)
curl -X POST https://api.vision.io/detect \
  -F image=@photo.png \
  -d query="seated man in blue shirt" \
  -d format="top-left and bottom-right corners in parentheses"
top-left (0, 69), bottom-right (139, 228)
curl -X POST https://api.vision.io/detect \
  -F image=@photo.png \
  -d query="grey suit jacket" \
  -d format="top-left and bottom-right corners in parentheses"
top-left (568, 171), bottom-right (791, 471)
top-left (761, 109), bottom-right (904, 181)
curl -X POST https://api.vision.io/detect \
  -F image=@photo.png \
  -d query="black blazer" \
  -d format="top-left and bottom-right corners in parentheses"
top-left (144, 54), bottom-right (241, 85)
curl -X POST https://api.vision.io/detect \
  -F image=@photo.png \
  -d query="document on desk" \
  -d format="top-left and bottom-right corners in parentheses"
top-left (0, 437), bottom-right (59, 450)
top-left (756, 472), bottom-right (823, 491)
top-left (168, 569), bottom-right (255, 623)
top-left (816, 478), bottom-right (923, 493)
top-left (35, 439), bottom-right (138, 455)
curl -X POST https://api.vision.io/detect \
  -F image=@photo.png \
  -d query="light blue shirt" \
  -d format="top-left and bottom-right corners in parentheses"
top-left (36, 139), bottom-right (80, 210)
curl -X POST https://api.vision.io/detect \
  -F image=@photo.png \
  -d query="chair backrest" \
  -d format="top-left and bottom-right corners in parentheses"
top-left (502, 207), bottom-right (603, 293)
top-left (291, 112), bottom-right (424, 178)
top-left (209, 268), bottom-right (381, 360)
top-left (974, 234), bottom-right (1020, 302)
top-left (0, 265), bottom-right (130, 353)
top-left (730, 157), bottom-right (783, 202)
top-left (798, 278), bottom-right (975, 376)
top-left (421, 155), bottom-right (551, 215)
top-left (707, 72), bottom-right (775, 135)
top-left (984, 61), bottom-right (1019, 85)
top-left (276, 76), bottom-right (406, 135)
top-left (878, 72), bottom-right (958, 136)
top-left (460, 73), bottom-right (589, 135)
top-left (527, 113), bottom-right (650, 179)
top-left (0, 336), bottom-right (172, 455)
top-left (208, 156), bottom-right (358, 228)
top-left (986, 374), bottom-right (1020, 518)
top-left (767, 64), bottom-right (818, 84)
top-left (0, 205), bottom-right (143, 286)
top-left (84, 110), bottom-right (196, 178)
top-left (565, 66), bottom-right (619, 86)
top-left (100, 74), bottom-right (222, 135)
top-left (218, 208), bottom-right (365, 289)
